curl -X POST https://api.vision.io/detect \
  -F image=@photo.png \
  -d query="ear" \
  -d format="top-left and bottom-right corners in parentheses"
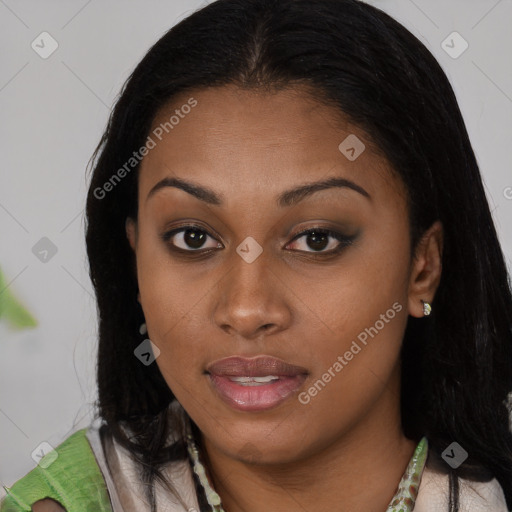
top-left (125, 217), bottom-right (141, 303)
top-left (407, 220), bottom-right (443, 318)
top-left (125, 216), bottom-right (137, 251)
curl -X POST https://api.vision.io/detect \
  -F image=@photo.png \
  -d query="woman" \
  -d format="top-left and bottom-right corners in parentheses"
top-left (2, 0), bottom-right (511, 510)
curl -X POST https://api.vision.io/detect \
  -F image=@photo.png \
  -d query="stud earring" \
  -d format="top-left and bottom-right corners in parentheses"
top-left (421, 300), bottom-right (432, 316)
top-left (139, 322), bottom-right (147, 335)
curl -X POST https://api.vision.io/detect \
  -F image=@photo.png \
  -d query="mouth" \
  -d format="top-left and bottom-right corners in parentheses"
top-left (205, 356), bottom-right (309, 412)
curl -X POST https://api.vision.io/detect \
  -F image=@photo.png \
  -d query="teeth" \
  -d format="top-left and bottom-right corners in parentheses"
top-left (229, 375), bottom-right (280, 386)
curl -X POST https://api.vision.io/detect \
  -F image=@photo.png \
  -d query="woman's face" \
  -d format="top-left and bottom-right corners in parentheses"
top-left (126, 84), bottom-right (439, 465)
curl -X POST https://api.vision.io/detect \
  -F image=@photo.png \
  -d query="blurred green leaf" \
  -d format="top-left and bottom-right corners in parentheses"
top-left (0, 266), bottom-right (37, 329)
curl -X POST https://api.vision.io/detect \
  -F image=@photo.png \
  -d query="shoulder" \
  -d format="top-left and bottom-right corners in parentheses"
top-left (414, 464), bottom-right (509, 512)
top-left (0, 428), bottom-right (111, 512)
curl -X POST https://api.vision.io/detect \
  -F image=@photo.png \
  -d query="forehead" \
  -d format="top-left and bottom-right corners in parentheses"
top-left (138, 84), bottom-right (403, 208)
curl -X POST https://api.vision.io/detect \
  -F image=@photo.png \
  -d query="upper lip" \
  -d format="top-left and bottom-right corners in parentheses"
top-left (206, 356), bottom-right (308, 377)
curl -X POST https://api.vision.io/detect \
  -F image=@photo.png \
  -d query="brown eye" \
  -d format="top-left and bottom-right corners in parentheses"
top-left (286, 228), bottom-right (356, 254)
top-left (181, 228), bottom-right (208, 249)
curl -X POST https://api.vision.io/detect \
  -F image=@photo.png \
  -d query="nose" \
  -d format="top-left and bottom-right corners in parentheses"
top-left (212, 246), bottom-right (293, 341)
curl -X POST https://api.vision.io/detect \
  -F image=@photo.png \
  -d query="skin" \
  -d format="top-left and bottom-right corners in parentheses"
top-left (34, 83), bottom-right (442, 512)
top-left (31, 500), bottom-right (65, 512)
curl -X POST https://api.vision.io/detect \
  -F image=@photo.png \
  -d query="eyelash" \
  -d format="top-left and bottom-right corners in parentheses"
top-left (160, 223), bottom-right (356, 258)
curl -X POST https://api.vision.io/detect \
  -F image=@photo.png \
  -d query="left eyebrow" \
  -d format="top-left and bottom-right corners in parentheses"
top-left (277, 176), bottom-right (371, 207)
top-left (146, 175), bottom-right (371, 206)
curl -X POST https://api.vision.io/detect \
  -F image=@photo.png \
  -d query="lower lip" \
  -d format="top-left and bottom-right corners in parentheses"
top-left (208, 374), bottom-right (307, 412)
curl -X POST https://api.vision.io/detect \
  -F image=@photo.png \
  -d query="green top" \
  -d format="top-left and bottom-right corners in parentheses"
top-left (1, 429), bottom-right (112, 512)
top-left (1, 427), bottom-right (429, 512)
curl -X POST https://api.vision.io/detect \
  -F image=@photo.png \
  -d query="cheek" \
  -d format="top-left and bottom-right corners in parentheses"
top-left (300, 219), bottom-right (411, 398)
top-left (134, 232), bottom-right (219, 392)
top-left (307, 221), bottom-right (410, 346)
top-left (138, 270), bottom-right (211, 407)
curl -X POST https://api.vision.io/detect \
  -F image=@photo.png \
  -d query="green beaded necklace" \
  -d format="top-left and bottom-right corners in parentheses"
top-left (185, 433), bottom-right (428, 512)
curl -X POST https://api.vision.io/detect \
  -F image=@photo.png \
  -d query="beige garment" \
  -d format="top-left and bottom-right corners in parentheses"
top-left (87, 423), bottom-right (509, 512)
top-left (86, 425), bottom-right (200, 512)
top-left (414, 465), bottom-right (509, 512)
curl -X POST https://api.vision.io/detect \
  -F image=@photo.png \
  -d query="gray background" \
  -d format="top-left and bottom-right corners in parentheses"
top-left (1, 0), bottom-right (511, 491)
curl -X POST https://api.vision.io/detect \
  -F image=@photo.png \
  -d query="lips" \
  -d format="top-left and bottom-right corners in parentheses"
top-left (206, 356), bottom-right (308, 412)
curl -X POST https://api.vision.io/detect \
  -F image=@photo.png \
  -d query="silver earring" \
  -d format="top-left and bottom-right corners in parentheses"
top-left (139, 322), bottom-right (147, 335)
top-left (421, 300), bottom-right (432, 316)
